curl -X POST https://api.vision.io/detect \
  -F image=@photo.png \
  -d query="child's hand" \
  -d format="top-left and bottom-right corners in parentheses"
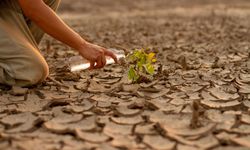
top-left (78, 42), bottom-right (118, 70)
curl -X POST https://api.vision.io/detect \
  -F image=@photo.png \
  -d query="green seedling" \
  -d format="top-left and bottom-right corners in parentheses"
top-left (127, 49), bottom-right (157, 83)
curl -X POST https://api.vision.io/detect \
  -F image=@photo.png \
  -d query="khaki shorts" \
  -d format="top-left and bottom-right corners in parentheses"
top-left (0, 0), bottom-right (60, 87)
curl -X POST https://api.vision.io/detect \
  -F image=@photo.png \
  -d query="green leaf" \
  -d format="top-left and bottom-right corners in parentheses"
top-left (148, 53), bottom-right (155, 61)
top-left (129, 54), bottom-right (136, 62)
top-left (144, 63), bottom-right (155, 75)
top-left (128, 66), bottom-right (139, 82)
top-left (152, 58), bottom-right (157, 63)
top-left (137, 61), bottom-right (143, 71)
top-left (134, 50), bottom-right (143, 59)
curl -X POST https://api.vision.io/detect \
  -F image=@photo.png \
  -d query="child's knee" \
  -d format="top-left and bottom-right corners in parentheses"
top-left (26, 58), bottom-right (49, 85)
top-left (0, 59), bottom-right (49, 87)
top-left (32, 60), bottom-right (49, 84)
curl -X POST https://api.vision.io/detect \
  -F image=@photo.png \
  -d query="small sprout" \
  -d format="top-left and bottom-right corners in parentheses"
top-left (127, 49), bottom-right (157, 83)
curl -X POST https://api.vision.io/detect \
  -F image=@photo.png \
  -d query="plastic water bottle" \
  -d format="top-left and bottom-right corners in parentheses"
top-left (68, 48), bottom-right (125, 72)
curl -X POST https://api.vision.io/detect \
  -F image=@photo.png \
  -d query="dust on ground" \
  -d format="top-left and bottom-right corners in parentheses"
top-left (1, 0), bottom-right (250, 150)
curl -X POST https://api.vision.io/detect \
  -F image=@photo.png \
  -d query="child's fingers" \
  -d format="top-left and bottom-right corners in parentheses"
top-left (104, 49), bottom-right (118, 63)
top-left (88, 61), bottom-right (95, 70)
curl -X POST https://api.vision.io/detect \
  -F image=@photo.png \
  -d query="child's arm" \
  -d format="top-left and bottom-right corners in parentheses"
top-left (18, 0), bottom-right (117, 69)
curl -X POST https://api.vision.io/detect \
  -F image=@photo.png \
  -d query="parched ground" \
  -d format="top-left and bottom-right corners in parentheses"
top-left (1, 0), bottom-right (250, 150)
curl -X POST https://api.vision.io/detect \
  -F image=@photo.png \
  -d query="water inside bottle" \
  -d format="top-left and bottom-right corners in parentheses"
top-left (69, 48), bottom-right (125, 72)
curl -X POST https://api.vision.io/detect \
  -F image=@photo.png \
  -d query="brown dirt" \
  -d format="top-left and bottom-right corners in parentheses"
top-left (1, 0), bottom-right (250, 150)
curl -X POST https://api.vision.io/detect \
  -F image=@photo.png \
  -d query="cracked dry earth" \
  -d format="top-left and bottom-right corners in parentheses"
top-left (1, 0), bottom-right (250, 150)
